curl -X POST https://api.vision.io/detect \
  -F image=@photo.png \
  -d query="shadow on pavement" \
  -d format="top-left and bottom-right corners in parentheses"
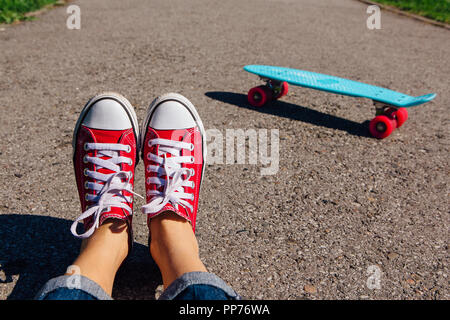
top-left (205, 91), bottom-right (371, 138)
top-left (0, 214), bottom-right (160, 300)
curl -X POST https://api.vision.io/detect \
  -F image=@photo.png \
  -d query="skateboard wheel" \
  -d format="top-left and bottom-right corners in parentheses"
top-left (394, 107), bottom-right (408, 128)
top-left (273, 81), bottom-right (289, 99)
top-left (248, 85), bottom-right (272, 107)
top-left (280, 81), bottom-right (289, 97)
top-left (369, 115), bottom-right (396, 139)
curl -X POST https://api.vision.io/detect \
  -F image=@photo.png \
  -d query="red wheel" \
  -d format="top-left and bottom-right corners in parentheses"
top-left (394, 107), bottom-right (408, 128)
top-left (369, 115), bottom-right (396, 139)
top-left (280, 81), bottom-right (289, 97)
top-left (247, 85), bottom-right (272, 107)
top-left (274, 81), bottom-right (289, 99)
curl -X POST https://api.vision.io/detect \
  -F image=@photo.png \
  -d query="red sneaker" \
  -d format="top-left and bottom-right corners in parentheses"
top-left (71, 93), bottom-right (140, 239)
top-left (141, 93), bottom-right (206, 232)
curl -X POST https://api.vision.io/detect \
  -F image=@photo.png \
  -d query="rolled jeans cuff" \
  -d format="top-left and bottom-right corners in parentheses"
top-left (35, 274), bottom-right (112, 300)
top-left (159, 271), bottom-right (241, 300)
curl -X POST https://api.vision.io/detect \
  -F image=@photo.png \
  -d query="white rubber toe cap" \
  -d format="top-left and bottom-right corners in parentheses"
top-left (149, 100), bottom-right (196, 130)
top-left (82, 98), bottom-right (132, 130)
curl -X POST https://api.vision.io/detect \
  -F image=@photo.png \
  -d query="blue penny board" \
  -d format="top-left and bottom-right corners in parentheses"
top-left (244, 65), bottom-right (436, 108)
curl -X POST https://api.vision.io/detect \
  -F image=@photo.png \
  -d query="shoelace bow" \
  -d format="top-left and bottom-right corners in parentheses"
top-left (141, 138), bottom-right (195, 215)
top-left (71, 143), bottom-right (142, 239)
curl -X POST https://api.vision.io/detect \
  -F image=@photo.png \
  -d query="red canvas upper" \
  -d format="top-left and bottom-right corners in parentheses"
top-left (73, 125), bottom-right (137, 232)
top-left (143, 125), bottom-right (204, 232)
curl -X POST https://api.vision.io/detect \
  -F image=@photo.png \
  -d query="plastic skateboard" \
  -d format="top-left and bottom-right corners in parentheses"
top-left (244, 65), bottom-right (436, 139)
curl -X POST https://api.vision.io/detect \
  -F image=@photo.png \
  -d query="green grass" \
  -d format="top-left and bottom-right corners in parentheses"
top-left (0, 0), bottom-right (58, 24)
top-left (371, 0), bottom-right (450, 24)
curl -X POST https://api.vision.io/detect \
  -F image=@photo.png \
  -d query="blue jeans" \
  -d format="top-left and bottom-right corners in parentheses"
top-left (35, 271), bottom-right (241, 300)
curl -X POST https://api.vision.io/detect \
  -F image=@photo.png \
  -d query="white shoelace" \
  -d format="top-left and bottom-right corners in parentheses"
top-left (141, 138), bottom-right (195, 215)
top-left (71, 142), bottom-right (142, 239)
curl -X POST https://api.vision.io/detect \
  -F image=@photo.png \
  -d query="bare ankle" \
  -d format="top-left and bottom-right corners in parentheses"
top-left (148, 211), bottom-right (207, 287)
top-left (149, 212), bottom-right (200, 257)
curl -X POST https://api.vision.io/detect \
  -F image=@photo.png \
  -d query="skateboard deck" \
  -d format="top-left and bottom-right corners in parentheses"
top-left (243, 65), bottom-right (436, 138)
top-left (244, 65), bottom-right (436, 108)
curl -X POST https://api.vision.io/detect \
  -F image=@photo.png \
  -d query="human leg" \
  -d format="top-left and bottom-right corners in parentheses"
top-left (68, 219), bottom-right (129, 295)
top-left (36, 92), bottom-right (139, 299)
top-left (150, 211), bottom-right (207, 288)
top-left (141, 93), bottom-right (240, 300)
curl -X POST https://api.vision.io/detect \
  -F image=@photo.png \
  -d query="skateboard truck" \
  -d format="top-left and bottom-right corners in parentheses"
top-left (260, 77), bottom-right (284, 97)
top-left (373, 101), bottom-right (396, 116)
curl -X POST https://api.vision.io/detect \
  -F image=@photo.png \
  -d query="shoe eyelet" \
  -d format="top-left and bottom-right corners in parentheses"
top-left (126, 145), bottom-right (131, 153)
top-left (147, 153), bottom-right (151, 161)
top-left (146, 177), bottom-right (151, 185)
top-left (83, 143), bottom-right (89, 151)
top-left (83, 155), bottom-right (88, 164)
top-left (146, 165), bottom-right (151, 173)
top-left (190, 168), bottom-right (195, 176)
top-left (85, 194), bottom-right (89, 201)
top-left (190, 156), bottom-right (195, 163)
top-left (191, 181), bottom-right (195, 189)
top-left (84, 181), bottom-right (89, 189)
top-left (83, 168), bottom-right (89, 176)
top-left (128, 159), bottom-right (133, 166)
top-left (189, 143), bottom-right (194, 151)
